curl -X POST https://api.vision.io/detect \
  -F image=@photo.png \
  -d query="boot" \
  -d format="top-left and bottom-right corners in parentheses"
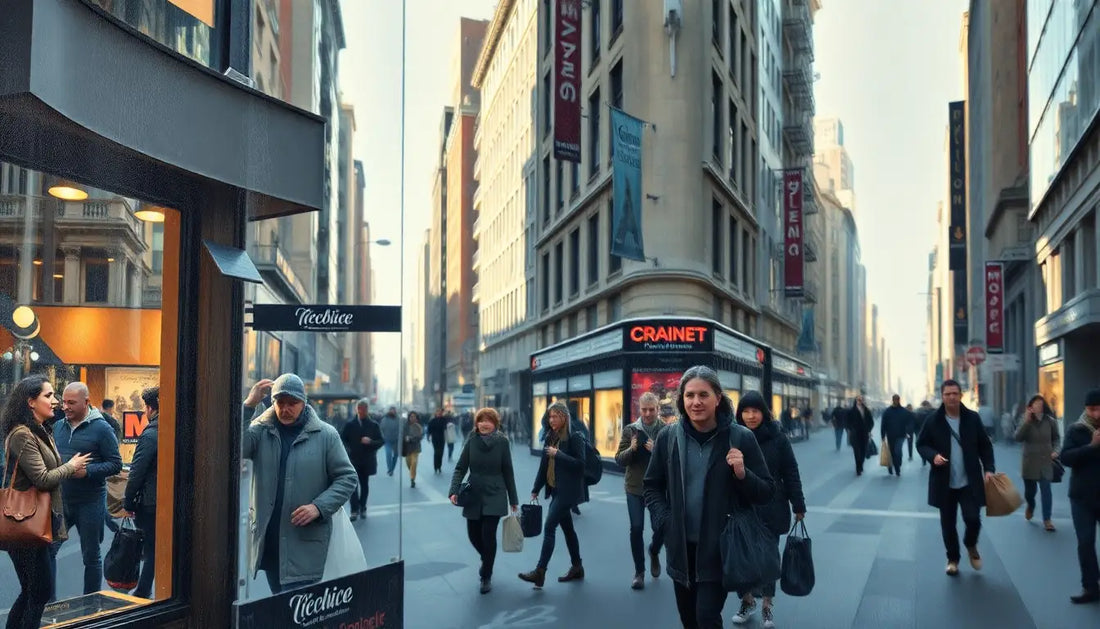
top-left (518, 567), bottom-right (546, 588)
top-left (558, 565), bottom-right (585, 582)
top-left (479, 578), bottom-right (492, 594)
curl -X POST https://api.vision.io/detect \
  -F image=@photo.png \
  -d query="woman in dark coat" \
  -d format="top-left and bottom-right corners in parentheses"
top-left (847, 395), bottom-right (874, 476)
top-left (1014, 394), bottom-right (1060, 531)
top-left (449, 407), bottom-right (519, 594)
top-left (518, 402), bottom-right (586, 588)
top-left (730, 392), bottom-right (806, 627)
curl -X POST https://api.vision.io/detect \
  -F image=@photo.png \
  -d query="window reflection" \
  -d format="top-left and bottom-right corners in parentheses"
top-left (89, 0), bottom-right (218, 69)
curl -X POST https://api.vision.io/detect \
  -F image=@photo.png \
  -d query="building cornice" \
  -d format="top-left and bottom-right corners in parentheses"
top-left (471, 0), bottom-right (518, 89)
top-left (983, 180), bottom-right (1028, 239)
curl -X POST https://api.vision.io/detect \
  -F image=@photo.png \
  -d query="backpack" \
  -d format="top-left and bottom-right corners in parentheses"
top-left (580, 433), bottom-right (602, 486)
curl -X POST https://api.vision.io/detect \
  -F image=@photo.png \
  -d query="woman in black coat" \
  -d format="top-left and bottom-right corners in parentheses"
top-left (731, 392), bottom-right (806, 627)
top-left (518, 402), bottom-right (586, 588)
top-left (847, 396), bottom-right (874, 476)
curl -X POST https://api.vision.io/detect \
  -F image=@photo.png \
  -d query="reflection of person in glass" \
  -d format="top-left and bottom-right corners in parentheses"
top-left (614, 392), bottom-right (666, 590)
top-left (2, 376), bottom-right (90, 629)
top-left (124, 387), bottom-right (160, 598)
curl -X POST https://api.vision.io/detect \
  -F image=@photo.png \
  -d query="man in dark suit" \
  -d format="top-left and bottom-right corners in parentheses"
top-left (917, 379), bottom-right (995, 576)
top-left (341, 398), bottom-right (384, 521)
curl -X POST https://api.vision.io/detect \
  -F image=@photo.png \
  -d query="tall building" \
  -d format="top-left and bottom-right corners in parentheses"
top-left (813, 117), bottom-right (856, 213)
top-left (426, 107), bottom-right (453, 407)
top-left (815, 186), bottom-right (863, 404)
top-left (252, 0), bottom-right (284, 99)
top-left (1028, 0), bottom-right (1099, 420)
top-left (407, 229), bottom-right (430, 408)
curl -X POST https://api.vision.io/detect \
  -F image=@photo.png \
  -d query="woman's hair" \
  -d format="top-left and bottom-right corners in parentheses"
top-left (674, 366), bottom-right (734, 419)
top-left (1, 375), bottom-right (51, 441)
top-left (474, 407), bottom-right (500, 429)
top-left (545, 402), bottom-right (571, 439)
top-left (407, 410), bottom-right (420, 422)
top-left (1027, 395), bottom-right (1054, 418)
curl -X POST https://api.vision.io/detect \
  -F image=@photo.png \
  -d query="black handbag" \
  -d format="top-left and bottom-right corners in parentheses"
top-left (455, 482), bottom-right (474, 507)
top-left (718, 428), bottom-right (781, 592)
top-left (105, 517), bottom-right (144, 591)
top-left (780, 520), bottom-right (815, 596)
top-left (519, 500), bottom-right (543, 538)
top-left (1052, 459), bottom-right (1065, 483)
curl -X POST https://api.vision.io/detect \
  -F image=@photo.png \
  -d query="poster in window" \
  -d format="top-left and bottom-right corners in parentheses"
top-left (630, 370), bottom-right (682, 422)
top-left (104, 367), bottom-right (160, 464)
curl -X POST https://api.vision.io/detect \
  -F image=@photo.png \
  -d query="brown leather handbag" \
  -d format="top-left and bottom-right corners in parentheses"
top-left (0, 432), bottom-right (54, 548)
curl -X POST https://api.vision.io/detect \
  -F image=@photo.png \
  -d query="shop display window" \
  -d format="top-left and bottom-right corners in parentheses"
top-left (595, 389), bottom-right (624, 458)
top-left (1038, 363), bottom-right (1064, 419)
top-left (630, 370), bottom-right (683, 421)
top-left (532, 395), bottom-right (548, 447)
top-left (726, 390), bottom-right (741, 410)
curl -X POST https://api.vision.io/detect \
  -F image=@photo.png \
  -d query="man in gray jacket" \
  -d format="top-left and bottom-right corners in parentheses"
top-left (380, 406), bottom-right (401, 476)
top-left (242, 374), bottom-right (357, 594)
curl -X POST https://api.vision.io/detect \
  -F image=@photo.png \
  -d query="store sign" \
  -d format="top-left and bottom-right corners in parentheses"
top-left (251, 305), bottom-right (401, 333)
top-left (985, 262), bottom-right (1005, 352)
top-left (624, 323), bottom-right (713, 352)
top-left (1038, 340), bottom-right (1062, 366)
top-left (553, 0), bottom-right (582, 162)
top-left (531, 329), bottom-right (622, 371)
top-left (783, 169), bottom-right (804, 296)
top-left (235, 563), bottom-right (403, 629)
top-left (715, 331), bottom-right (765, 365)
top-left (948, 101), bottom-right (969, 343)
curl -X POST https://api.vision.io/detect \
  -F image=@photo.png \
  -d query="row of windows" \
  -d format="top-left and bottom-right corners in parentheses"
top-left (710, 73), bottom-right (759, 205)
top-left (542, 0), bottom-right (625, 69)
top-left (709, 196), bottom-right (756, 296)
top-left (538, 201), bottom-right (624, 312)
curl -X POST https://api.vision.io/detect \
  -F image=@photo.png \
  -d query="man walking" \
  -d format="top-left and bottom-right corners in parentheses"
top-left (1061, 388), bottom-right (1100, 604)
top-left (341, 398), bottom-right (384, 521)
top-left (881, 395), bottom-right (909, 476)
top-left (614, 392), bottom-right (666, 590)
top-left (427, 408), bottom-right (449, 475)
top-left (917, 380), bottom-right (995, 576)
top-left (124, 387), bottom-right (160, 599)
top-left (379, 406), bottom-right (401, 476)
top-left (832, 403), bottom-right (847, 452)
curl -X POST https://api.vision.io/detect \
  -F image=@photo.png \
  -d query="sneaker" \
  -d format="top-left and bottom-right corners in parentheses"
top-left (966, 546), bottom-right (982, 571)
top-left (946, 561), bottom-right (959, 576)
top-left (731, 599), bottom-right (756, 624)
top-left (762, 606), bottom-right (775, 628)
top-left (631, 573), bottom-right (644, 590)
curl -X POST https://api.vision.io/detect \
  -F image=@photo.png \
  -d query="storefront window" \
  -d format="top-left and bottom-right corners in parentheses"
top-left (630, 370), bottom-right (683, 422)
top-left (0, 163), bottom-right (180, 623)
top-left (532, 395), bottom-right (548, 447)
top-left (1038, 362), bottom-right (1064, 420)
top-left (595, 389), bottom-right (624, 457)
top-left (89, 0), bottom-right (220, 69)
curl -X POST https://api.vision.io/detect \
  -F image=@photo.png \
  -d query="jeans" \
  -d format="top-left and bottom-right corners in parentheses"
top-left (432, 439), bottom-right (446, 471)
top-left (850, 433), bottom-right (867, 474)
top-left (888, 438), bottom-right (904, 475)
top-left (53, 499), bottom-right (106, 595)
top-left (1070, 499), bottom-right (1100, 592)
top-left (384, 442), bottom-right (398, 474)
top-left (940, 487), bottom-right (982, 562)
top-left (537, 494), bottom-right (581, 570)
top-left (447, 442), bottom-right (455, 460)
top-left (263, 570), bottom-right (318, 595)
top-left (672, 542), bottom-right (729, 628)
top-left (466, 516), bottom-right (502, 579)
top-left (351, 465), bottom-right (371, 513)
top-left (1024, 479), bottom-right (1053, 522)
top-left (626, 493), bottom-right (664, 574)
top-left (834, 427), bottom-right (844, 451)
top-left (133, 508), bottom-right (157, 598)
top-left (6, 545), bottom-right (52, 629)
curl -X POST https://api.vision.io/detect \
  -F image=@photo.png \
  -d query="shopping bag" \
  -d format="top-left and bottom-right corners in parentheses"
top-left (865, 436), bottom-right (878, 459)
top-left (445, 423), bottom-right (457, 445)
top-left (719, 508), bottom-right (781, 592)
top-left (322, 507), bottom-right (368, 581)
top-left (879, 439), bottom-right (892, 468)
top-left (501, 514), bottom-right (524, 553)
top-left (984, 472), bottom-right (1024, 517)
top-left (105, 471), bottom-right (130, 519)
top-left (780, 520), bottom-right (815, 596)
top-left (105, 517), bottom-right (143, 590)
top-left (1052, 459), bottom-right (1065, 483)
top-left (519, 500), bottom-right (543, 538)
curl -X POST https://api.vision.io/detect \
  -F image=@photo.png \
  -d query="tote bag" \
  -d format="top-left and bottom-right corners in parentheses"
top-left (322, 507), bottom-right (368, 581)
top-left (501, 514), bottom-right (524, 553)
top-left (0, 432), bottom-right (52, 550)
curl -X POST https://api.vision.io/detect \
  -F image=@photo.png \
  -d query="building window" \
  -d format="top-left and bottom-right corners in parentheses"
top-left (608, 199), bottom-right (622, 274)
top-left (572, 162), bottom-right (580, 196)
top-left (610, 61), bottom-right (623, 158)
top-left (712, 0), bottom-right (722, 48)
top-left (541, 252), bottom-right (550, 310)
top-left (729, 216), bottom-right (739, 283)
top-left (743, 230), bottom-right (753, 294)
top-left (588, 88), bottom-right (601, 177)
top-left (152, 223), bottom-right (165, 273)
top-left (587, 212), bottom-right (599, 285)
top-left (543, 0), bottom-right (552, 58)
top-left (542, 156), bottom-right (551, 224)
top-left (750, 52), bottom-right (757, 114)
top-left (586, 304), bottom-right (598, 330)
top-left (556, 159), bottom-right (564, 211)
top-left (569, 228), bottom-right (581, 295)
top-left (729, 4), bottom-right (737, 81)
top-left (610, 0), bottom-right (624, 40)
top-left (609, 292), bottom-right (622, 320)
top-left (85, 260), bottom-right (109, 303)
top-left (740, 31), bottom-right (748, 92)
top-left (728, 100), bottom-right (738, 181)
top-left (741, 121), bottom-right (750, 194)
top-left (590, 0), bottom-right (601, 67)
top-left (542, 69), bottom-right (552, 138)
top-left (712, 198), bottom-right (723, 275)
top-left (712, 71), bottom-right (723, 161)
top-left (554, 241), bottom-right (564, 304)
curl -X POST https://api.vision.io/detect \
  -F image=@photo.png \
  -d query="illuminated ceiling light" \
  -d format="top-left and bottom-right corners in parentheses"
top-left (47, 178), bottom-right (89, 201)
top-left (29, 351), bottom-right (40, 362)
top-left (12, 305), bottom-right (35, 329)
top-left (32, 259), bottom-right (43, 266)
top-left (107, 257), bottom-right (115, 262)
top-left (52, 274), bottom-right (63, 279)
top-left (134, 206), bottom-right (166, 222)
top-left (1, 352), bottom-right (11, 361)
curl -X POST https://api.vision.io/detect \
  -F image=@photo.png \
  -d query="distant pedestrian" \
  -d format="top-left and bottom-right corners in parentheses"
top-left (341, 398), bottom-right (384, 521)
top-left (915, 401), bottom-right (934, 466)
top-left (1061, 388), bottom-right (1100, 604)
top-left (427, 408), bottom-right (449, 474)
top-left (123, 386), bottom-right (160, 599)
top-left (379, 406), bottom-right (400, 476)
top-left (1014, 394), bottom-right (1060, 532)
top-left (100, 399), bottom-right (122, 443)
top-left (831, 404), bottom-right (847, 452)
top-left (904, 403), bottom-right (917, 461)
top-left (847, 395), bottom-right (874, 476)
top-left (614, 392), bottom-right (666, 590)
top-left (881, 395), bottom-right (909, 476)
top-left (403, 411), bottom-right (424, 488)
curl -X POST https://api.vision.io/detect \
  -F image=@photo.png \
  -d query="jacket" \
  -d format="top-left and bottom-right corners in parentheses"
top-left (847, 404), bottom-right (873, 437)
top-left (427, 415), bottom-right (449, 443)
top-left (341, 415), bottom-right (384, 474)
top-left (532, 426), bottom-right (585, 507)
top-left (403, 421), bottom-right (424, 455)
top-left (53, 408), bottom-right (122, 504)
top-left (124, 415), bottom-right (158, 511)
top-left (737, 414), bottom-right (805, 537)
top-left (379, 412), bottom-right (400, 443)
top-left (1060, 413), bottom-right (1100, 508)
top-left (449, 431), bottom-right (519, 518)
top-left (643, 412), bottom-right (775, 586)
top-left (916, 403), bottom-right (995, 508)
top-left (1014, 414), bottom-right (1060, 481)
top-left (242, 404), bottom-right (357, 583)
top-left (881, 406), bottom-right (910, 444)
top-left (615, 420), bottom-right (663, 496)
top-left (4, 424), bottom-right (76, 542)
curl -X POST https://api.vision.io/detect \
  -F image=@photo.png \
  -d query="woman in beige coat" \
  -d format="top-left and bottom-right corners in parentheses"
top-left (1014, 394), bottom-right (1060, 531)
top-left (2, 375), bottom-right (89, 629)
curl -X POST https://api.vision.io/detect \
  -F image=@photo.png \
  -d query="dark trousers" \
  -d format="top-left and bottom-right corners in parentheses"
top-left (672, 542), bottom-right (729, 628)
top-left (6, 545), bottom-right (52, 629)
top-left (537, 494), bottom-right (581, 570)
top-left (1070, 499), bottom-right (1100, 592)
top-left (447, 442), bottom-right (455, 460)
top-left (888, 438), bottom-right (904, 475)
top-left (52, 499), bottom-right (106, 595)
top-left (351, 465), bottom-right (371, 513)
top-left (133, 508), bottom-right (157, 598)
top-left (906, 434), bottom-right (914, 460)
top-left (627, 493), bottom-right (664, 574)
top-left (851, 433), bottom-right (868, 474)
top-left (940, 487), bottom-right (982, 562)
top-left (834, 427), bottom-right (844, 451)
top-left (1023, 479), bottom-right (1053, 522)
top-left (432, 438), bottom-right (445, 471)
top-left (466, 515), bottom-right (502, 579)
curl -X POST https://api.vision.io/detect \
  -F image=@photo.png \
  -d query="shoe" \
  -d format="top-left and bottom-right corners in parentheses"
top-left (631, 573), bottom-right (644, 590)
top-left (358, 510), bottom-right (366, 520)
top-left (946, 561), bottom-right (959, 576)
top-left (649, 547), bottom-right (661, 578)
top-left (572, 506), bottom-right (582, 516)
top-left (731, 598), bottom-right (756, 624)
top-left (966, 546), bottom-right (982, 571)
top-left (410, 480), bottom-right (416, 488)
top-left (349, 511), bottom-right (359, 522)
top-left (479, 578), bottom-right (492, 594)
top-left (518, 567), bottom-right (546, 588)
top-left (1070, 589), bottom-right (1100, 604)
top-left (1044, 520), bottom-right (1056, 532)
top-left (388, 471), bottom-right (393, 477)
top-left (1025, 507), bottom-right (1034, 521)
top-left (558, 565), bottom-right (584, 582)
top-left (762, 606), bottom-right (775, 628)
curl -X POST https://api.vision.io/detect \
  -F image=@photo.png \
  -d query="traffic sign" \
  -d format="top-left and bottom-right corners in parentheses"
top-left (966, 346), bottom-right (986, 366)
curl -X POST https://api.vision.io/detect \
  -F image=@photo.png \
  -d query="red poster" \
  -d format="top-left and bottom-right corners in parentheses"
top-left (783, 169), bottom-right (804, 295)
top-left (553, 0), bottom-right (582, 162)
top-left (985, 262), bottom-right (1005, 352)
top-left (630, 371), bottom-right (682, 421)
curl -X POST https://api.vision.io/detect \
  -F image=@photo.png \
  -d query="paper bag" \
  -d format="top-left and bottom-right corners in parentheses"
top-left (984, 472), bottom-right (1023, 517)
top-left (879, 439), bottom-right (892, 468)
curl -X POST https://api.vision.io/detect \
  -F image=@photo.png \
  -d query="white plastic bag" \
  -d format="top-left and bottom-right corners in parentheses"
top-left (445, 423), bottom-right (457, 444)
top-left (501, 514), bottom-right (523, 553)
top-left (322, 507), bottom-right (368, 581)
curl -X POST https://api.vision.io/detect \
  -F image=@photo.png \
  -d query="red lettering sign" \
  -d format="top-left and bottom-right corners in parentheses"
top-left (985, 262), bottom-right (1005, 352)
top-left (629, 325), bottom-right (709, 344)
top-left (553, 0), bottom-right (582, 162)
top-left (783, 169), bottom-right (804, 295)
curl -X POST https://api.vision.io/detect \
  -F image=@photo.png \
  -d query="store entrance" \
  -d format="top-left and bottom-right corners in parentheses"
top-left (566, 396), bottom-right (592, 436)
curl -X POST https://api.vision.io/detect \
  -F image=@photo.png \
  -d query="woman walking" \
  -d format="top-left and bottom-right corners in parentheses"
top-left (518, 402), bottom-right (585, 588)
top-left (449, 408), bottom-right (519, 594)
top-left (2, 375), bottom-right (90, 629)
top-left (403, 411), bottom-right (424, 488)
top-left (731, 392), bottom-right (805, 628)
top-left (1014, 395), bottom-right (1060, 531)
top-left (847, 395), bottom-right (874, 476)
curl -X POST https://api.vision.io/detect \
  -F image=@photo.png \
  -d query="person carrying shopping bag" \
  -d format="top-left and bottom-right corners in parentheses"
top-left (1014, 394), bottom-right (1060, 531)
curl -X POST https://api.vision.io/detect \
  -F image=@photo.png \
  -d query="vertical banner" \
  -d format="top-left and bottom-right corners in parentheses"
top-left (985, 262), bottom-right (1005, 352)
top-left (953, 269), bottom-right (969, 344)
top-left (783, 169), bottom-right (804, 296)
top-left (610, 107), bottom-right (646, 261)
top-left (553, 0), bottom-right (582, 162)
top-left (948, 101), bottom-right (967, 270)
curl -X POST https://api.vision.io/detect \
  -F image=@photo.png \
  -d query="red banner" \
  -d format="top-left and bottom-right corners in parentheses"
top-left (783, 170), bottom-right (804, 296)
top-left (985, 262), bottom-right (1005, 352)
top-left (553, 0), bottom-right (582, 162)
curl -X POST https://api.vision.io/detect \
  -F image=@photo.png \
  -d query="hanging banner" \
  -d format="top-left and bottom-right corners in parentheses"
top-left (948, 101), bottom-right (966, 271)
top-left (953, 268), bottom-right (969, 344)
top-left (553, 0), bottom-right (582, 162)
top-left (985, 261), bottom-right (1005, 353)
top-left (610, 107), bottom-right (646, 261)
top-left (796, 306), bottom-right (815, 353)
top-left (783, 169), bottom-right (804, 296)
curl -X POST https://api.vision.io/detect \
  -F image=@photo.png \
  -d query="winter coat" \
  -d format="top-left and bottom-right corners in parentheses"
top-left (449, 431), bottom-right (519, 519)
top-left (532, 425), bottom-right (585, 507)
top-left (402, 421), bottom-right (424, 455)
top-left (737, 415), bottom-right (806, 537)
top-left (1060, 414), bottom-right (1100, 508)
top-left (53, 408), bottom-right (122, 504)
top-left (427, 415), bottom-right (449, 443)
top-left (379, 412), bottom-right (400, 444)
top-left (1014, 414), bottom-right (1060, 481)
top-left (242, 404), bottom-right (357, 583)
top-left (847, 404), bottom-right (873, 439)
top-left (4, 424), bottom-right (77, 542)
top-left (916, 403), bottom-right (995, 509)
top-left (341, 415), bottom-right (384, 474)
top-left (643, 412), bottom-right (775, 586)
top-left (881, 406), bottom-right (910, 444)
top-left (615, 420), bottom-right (664, 496)
top-left (831, 406), bottom-right (847, 429)
top-left (124, 416), bottom-right (158, 511)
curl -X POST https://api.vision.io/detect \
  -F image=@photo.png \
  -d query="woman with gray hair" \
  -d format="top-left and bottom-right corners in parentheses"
top-left (518, 401), bottom-right (586, 588)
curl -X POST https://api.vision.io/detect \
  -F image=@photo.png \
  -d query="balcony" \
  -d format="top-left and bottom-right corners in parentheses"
top-left (801, 277), bottom-right (819, 304)
top-left (471, 280), bottom-right (480, 304)
top-left (472, 183), bottom-right (483, 210)
top-left (474, 112), bottom-right (483, 149)
top-left (782, 67), bottom-right (815, 116)
top-left (783, 112), bottom-right (813, 158)
top-left (473, 153), bottom-right (482, 181)
top-left (803, 189), bottom-right (818, 215)
top-left (472, 212), bottom-right (481, 237)
top-left (250, 243), bottom-right (310, 302)
top-left (0, 195), bottom-right (145, 243)
top-left (804, 238), bottom-right (818, 263)
top-left (783, 0), bottom-right (814, 60)
top-left (471, 247), bottom-right (480, 272)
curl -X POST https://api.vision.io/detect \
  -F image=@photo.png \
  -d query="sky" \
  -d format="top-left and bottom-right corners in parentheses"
top-left (338, 0), bottom-right (968, 403)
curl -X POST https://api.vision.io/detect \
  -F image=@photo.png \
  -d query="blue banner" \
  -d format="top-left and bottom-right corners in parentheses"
top-left (610, 107), bottom-right (646, 262)
top-left (796, 306), bottom-right (816, 354)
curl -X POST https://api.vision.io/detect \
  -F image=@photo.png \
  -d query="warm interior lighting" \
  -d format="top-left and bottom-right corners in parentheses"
top-left (12, 306), bottom-right (35, 329)
top-left (53, 274), bottom-right (64, 279)
top-left (107, 257), bottom-right (115, 262)
top-left (32, 259), bottom-right (42, 266)
top-left (134, 207), bottom-right (166, 222)
top-left (47, 181), bottom-right (89, 201)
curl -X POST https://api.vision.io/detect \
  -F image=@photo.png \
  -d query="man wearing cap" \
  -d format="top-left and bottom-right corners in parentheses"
top-left (242, 375), bottom-right (357, 594)
top-left (1061, 388), bottom-right (1100, 604)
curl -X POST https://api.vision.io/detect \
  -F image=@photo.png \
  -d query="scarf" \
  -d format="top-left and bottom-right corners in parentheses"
top-left (1079, 411), bottom-right (1100, 433)
top-left (545, 429), bottom-right (563, 488)
top-left (638, 418), bottom-right (662, 442)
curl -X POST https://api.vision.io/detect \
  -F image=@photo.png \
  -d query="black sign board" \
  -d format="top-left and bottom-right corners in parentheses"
top-left (953, 269), bottom-right (969, 344)
top-left (250, 305), bottom-right (401, 333)
top-left (623, 320), bottom-right (715, 352)
top-left (948, 101), bottom-right (967, 272)
top-left (235, 562), bottom-right (403, 629)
